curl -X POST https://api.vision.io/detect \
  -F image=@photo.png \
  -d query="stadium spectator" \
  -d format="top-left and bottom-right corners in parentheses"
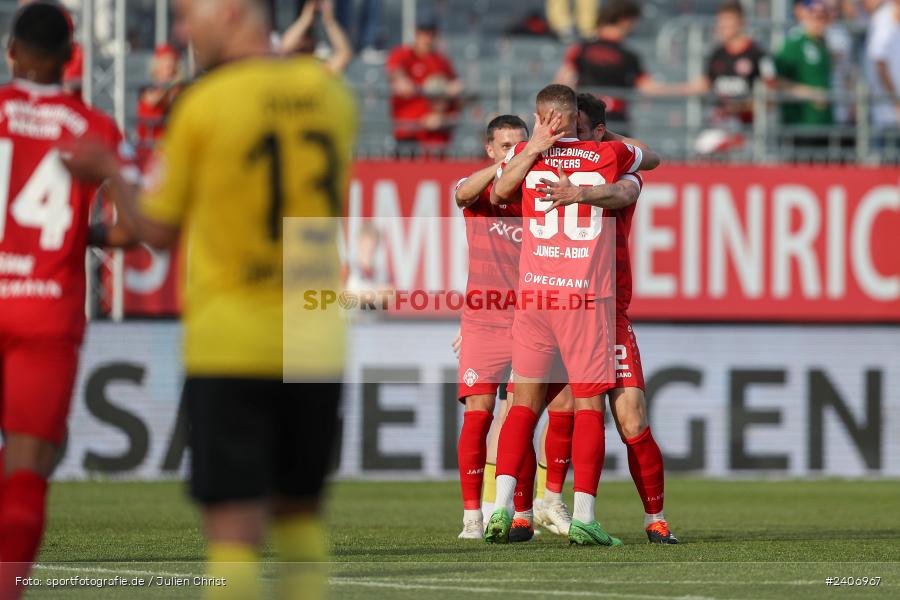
top-left (280, 0), bottom-right (352, 75)
top-left (386, 16), bottom-right (463, 156)
top-left (553, 0), bottom-right (674, 133)
top-left (662, 1), bottom-right (776, 154)
top-left (775, 0), bottom-right (834, 141)
top-left (135, 44), bottom-right (184, 151)
top-left (546, 0), bottom-right (599, 42)
top-left (865, 0), bottom-right (900, 134)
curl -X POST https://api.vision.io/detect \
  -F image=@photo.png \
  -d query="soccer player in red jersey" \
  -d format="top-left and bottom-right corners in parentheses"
top-left (0, 4), bottom-right (134, 593)
top-left (485, 84), bottom-right (659, 546)
top-left (536, 93), bottom-right (678, 544)
top-left (454, 115), bottom-right (576, 542)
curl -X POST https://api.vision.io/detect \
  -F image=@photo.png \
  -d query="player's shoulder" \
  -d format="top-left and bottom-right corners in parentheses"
top-left (0, 82), bottom-right (18, 100)
top-left (561, 138), bottom-right (609, 154)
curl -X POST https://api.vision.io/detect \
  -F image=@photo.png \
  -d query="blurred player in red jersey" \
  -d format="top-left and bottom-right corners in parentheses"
top-left (534, 93), bottom-right (677, 544)
top-left (0, 3), bottom-right (134, 593)
top-left (486, 84), bottom-right (659, 546)
top-left (454, 115), bottom-right (577, 542)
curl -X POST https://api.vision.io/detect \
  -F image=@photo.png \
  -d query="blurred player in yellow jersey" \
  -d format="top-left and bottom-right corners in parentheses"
top-left (63, 0), bottom-right (356, 598)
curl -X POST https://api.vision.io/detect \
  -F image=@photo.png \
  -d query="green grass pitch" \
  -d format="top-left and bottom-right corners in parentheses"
top-left (25, 479), bottom-right (900, 599)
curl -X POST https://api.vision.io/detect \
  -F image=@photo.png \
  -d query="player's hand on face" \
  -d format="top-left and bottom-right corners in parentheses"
top-left (526, 110), bottom-right (565, 154)
top-left (537, 167), bottom-right (582, 211)
top-left (60, 140), bottom-right (119, 182)
top-left (451, 330), bottom-right (462, 359)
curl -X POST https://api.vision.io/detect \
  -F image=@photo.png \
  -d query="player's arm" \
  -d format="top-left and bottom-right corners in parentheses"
top-left (63, 104), bottom-right (195, 248)
top-left (94, 167), bottom-right (180, 248)
top-left (455, 163), bottom-right (500, 208)
top-left (601, 130), bottom-right (661, 170)
top-left (490, 110), bottom-right (563, 205)
top-left (537, 168), bottom-right (640, 211)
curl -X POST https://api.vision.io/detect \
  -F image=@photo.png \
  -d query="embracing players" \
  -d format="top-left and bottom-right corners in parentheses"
top-left (485, 84), bottom-right (659, 546)
top-left (539, 92), bottom-right (678, 544)
top-left (0, 3), bottom-right (135, 595)
top-left (454, 115), bottom-right (575, 542)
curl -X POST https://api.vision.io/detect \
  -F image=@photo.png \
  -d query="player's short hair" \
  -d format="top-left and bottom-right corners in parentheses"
top-left (10, 2), bottom-right (72, 61)
top-left (598, 0), bottom-right (642, 26)
top-left (536, 84), bottom-right (577, 113)
top-left (717, 1), bottom-right (745, 18)
top-left (485, 115), bottom-right (529, 141)
top-left (577, 93), bottom-right (607, 129)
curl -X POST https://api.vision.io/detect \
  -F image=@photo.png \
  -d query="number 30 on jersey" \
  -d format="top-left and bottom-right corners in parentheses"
top-left (525, 170), bottom-right (604, 241)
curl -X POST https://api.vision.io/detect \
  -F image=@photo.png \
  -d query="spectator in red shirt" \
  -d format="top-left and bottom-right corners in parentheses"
top-left (385, 16), bottom-right (463, 155)
top-left (554, 0), bottom-right (672, 131)
top-left (135, 44), bottom-right (185, 152)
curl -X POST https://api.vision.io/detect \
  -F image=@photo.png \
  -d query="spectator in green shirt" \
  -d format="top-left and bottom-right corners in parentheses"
top-left (775, 0), bottom-right (833, 126)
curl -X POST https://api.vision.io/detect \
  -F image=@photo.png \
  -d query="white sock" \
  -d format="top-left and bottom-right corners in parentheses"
top-left (544, 489), bottom-right (563, 505)
top-left (643, 511), bottom-right (666, 527)
top-left (513, 509), bottom-right (533, 523)
top-left (464, 509), bottom-right (482, 523)
top-left (494, 475), bottom-right (517, 512)
top-left (573, 491), bottom-right (595, 523)
top-left (481, 501), bottom-right (494, 516)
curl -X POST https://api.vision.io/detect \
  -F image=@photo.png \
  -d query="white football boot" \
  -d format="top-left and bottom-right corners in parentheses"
top-left (458, 510), bottom-right (484, 539)
top-left (540, 498), bottom-right (572, 536)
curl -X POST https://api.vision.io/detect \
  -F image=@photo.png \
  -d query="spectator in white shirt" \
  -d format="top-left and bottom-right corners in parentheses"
top-left (865, 0), bottom-right (900, 127)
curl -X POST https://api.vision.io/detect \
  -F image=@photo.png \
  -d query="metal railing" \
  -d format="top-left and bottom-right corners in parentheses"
top-left (351, 82), bottom-right (900, 164)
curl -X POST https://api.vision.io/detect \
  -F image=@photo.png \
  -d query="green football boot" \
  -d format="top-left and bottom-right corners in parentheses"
top-left (568, 519), bottom-right (623, 547)
top-left (483, 507), bottom-right (512, 544)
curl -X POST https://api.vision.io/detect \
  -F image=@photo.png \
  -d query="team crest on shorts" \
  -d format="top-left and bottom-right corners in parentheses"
top-left (463, 368), bottom-right (479, 386)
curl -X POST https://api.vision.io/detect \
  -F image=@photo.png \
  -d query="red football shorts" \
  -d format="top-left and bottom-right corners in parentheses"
top-left (0, 336), bottom-right (79, 445)
top-left (512, 297), bottom-right (616, 399)
top-left (614, 315), bottom-right (644, 390)
top-left (457, 320), bottom-right (513, 401)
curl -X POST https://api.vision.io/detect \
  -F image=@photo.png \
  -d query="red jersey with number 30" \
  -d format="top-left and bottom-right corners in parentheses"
top-left (0, 80), bottom-right (126, 342)
top-left (501, 138), bottom-right (642, 301)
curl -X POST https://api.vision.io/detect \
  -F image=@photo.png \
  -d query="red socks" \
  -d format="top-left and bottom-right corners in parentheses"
top-left (0, 470), bottom-right (48, 600)
top-left (545, 411), bottom-right (574, 493)
top-left (625, 427), bottom-right (665, 514)
top-left (496, 405), bottom-right (539, 479)
top-left (513, 442), bottom-right (536, 513)
top-left (572, 409), bottom-right (605, 495)
top-left (457, 410), bottom-right (493, 510)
